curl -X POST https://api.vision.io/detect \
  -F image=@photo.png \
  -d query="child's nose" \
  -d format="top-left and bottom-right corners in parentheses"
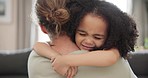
top-left (83, 38), bottom-right (94, 45)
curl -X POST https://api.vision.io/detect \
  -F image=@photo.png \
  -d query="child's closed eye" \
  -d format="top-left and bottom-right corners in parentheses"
top-left (79, 32), bottom-right (87, 36)
top-left (93, 36), bottom-right (103, 40)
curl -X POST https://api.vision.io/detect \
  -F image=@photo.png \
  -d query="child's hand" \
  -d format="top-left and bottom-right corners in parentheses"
top-left (51, 55), bottom-right (70, 76)
top-left (66, 66), bottom-right (78, 78)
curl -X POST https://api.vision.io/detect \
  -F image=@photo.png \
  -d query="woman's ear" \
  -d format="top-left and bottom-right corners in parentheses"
top-left (40, 24), bottom-right (48, 34)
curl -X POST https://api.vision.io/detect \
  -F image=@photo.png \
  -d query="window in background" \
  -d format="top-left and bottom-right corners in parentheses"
top-left (105, 0), bottom-right (132, 14)
top-left (31, 0), bottom-right (50, 42)
top-left (38, 26), bottom-right (50, 42)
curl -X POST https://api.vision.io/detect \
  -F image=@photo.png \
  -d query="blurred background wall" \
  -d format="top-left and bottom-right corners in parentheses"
top-left (0, 0), bottom-right (148, 50)
top-left (0, 0), bottom-right (33, 50)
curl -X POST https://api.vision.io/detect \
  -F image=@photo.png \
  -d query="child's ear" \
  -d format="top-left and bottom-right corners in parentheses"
top-left (40, 24), bottom-right (48, 34)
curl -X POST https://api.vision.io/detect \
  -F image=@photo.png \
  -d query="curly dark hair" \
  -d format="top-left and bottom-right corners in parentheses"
top-left (34, 0), bottom-right (138, 58)
top-left (69, 0), bottom-right (139, 58)
top-left (66, 0), bottom-right (97, 38)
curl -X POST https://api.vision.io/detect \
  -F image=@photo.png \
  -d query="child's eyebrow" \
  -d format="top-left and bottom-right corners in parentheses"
top-left (77, 29), bottom-right (85, 32)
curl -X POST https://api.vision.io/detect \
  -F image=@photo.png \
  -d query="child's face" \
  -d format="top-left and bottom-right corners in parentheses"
top-left (75, 14), bottom-right (108, 51)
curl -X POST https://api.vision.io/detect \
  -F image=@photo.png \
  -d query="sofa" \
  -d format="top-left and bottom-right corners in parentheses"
top-left (128, 50), bottom-right (148, 78)
top-left (0, 48), bottom-right (32, 78)
top-left (0, 48), bottom-right (147, 78)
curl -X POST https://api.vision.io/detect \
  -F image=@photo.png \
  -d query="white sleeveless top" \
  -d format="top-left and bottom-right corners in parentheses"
top-left (28, 50), bottom-right (137, 78)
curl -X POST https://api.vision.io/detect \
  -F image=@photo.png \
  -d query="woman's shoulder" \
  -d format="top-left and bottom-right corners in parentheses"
top-left (28, 50), bottom-right (65, 78)
top-left (28, 50), bottom-right (50, 62)
top-left (74, 58), bottom-right (137, 78)
top-left (70, 50), bottom-right (88, 54)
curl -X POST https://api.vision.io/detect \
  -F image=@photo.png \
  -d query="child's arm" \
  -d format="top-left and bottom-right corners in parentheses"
top-left (33, 42), bottom-right (120, 77)
top-left (34, 42), bottom-right (120, 66)
top-left (33, 42), bottom-right (60, 60)
top-left (52, 48), bottom-right (120, 75)
top-left (53, 48), bottom-right (120, 67)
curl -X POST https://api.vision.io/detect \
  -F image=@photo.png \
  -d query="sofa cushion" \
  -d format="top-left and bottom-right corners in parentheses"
top-left (128, 51), bottom-right (148, 76)
top-left (0, 75), bottom-right (28, 78)
top-left (0, 48), bottom-right (32, 75)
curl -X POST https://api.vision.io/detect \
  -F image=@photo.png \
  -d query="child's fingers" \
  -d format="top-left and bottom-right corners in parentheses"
top-left (71, 67), bottom-right (76, 77)
top-left (66, 68), bottom-right (71, 78)
top-left (65, 67), bottom-right (70, 76)
top-left (68, 67), bottom-right (72, 78)
top-left (69, 67), bottom-right (74, 78)
top-left (74, 66), bottom-right (78, 76)
top-left (72, 66), bottom-right (78, 77)
top-left (67, 67), bottom-right (77, 78)
top-left (51, 58), bottom-right (69, 76)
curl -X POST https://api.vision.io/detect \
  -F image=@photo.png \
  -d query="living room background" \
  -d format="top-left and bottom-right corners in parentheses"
top-left (0, 0), bottom-right (147, 50)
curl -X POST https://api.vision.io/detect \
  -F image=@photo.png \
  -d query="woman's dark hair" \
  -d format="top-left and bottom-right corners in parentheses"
top-left (70, 1), bottom-right (139, 58)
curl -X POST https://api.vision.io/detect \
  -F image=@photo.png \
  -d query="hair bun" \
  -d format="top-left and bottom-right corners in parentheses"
top-left (53, 8), bottom-right (69, 24)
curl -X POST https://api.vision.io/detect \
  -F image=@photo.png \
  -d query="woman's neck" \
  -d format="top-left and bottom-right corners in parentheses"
top-left (51, 35), bottom-right (79, 54)
top-left (52, 35), bottom-right (70, 43)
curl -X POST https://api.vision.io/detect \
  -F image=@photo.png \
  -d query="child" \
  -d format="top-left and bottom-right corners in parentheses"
top-left (33, 0), bottom-right (138, 78)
